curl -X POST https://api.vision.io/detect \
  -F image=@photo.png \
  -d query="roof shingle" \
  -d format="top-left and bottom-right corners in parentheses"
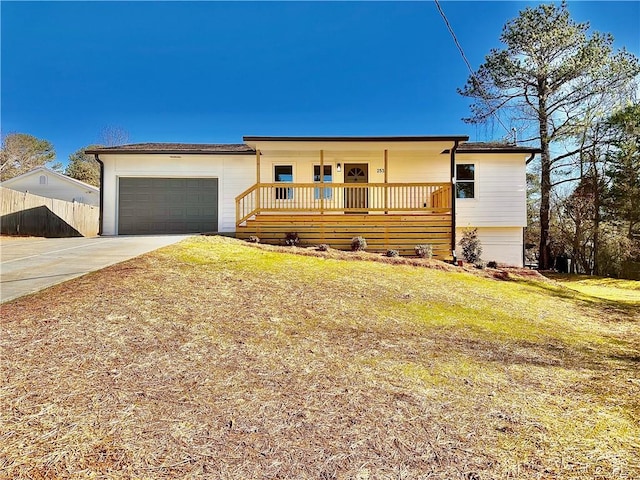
top-left (85, 140), bottom-right (540, 156)
top-left (456, 142), bottom-right (540, 153)
top-left (85, 143), bottom-right (256, 155)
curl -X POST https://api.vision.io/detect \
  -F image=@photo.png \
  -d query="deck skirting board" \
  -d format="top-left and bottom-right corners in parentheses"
top-left (237, 213), bottom-right (453, 257)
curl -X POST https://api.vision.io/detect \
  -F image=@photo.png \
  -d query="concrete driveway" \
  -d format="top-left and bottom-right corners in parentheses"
top-left (1, 235), bottom-right (191, 303)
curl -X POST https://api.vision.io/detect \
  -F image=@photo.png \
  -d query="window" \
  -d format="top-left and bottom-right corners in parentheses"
top-left (274, 165), bottom-right (293, 200)
top-left (313, 165), bottom-right (333, 199)
top-left (456, 164), bottom-right (475, 199)
top-left (39, 175), bottom-right (48, 185)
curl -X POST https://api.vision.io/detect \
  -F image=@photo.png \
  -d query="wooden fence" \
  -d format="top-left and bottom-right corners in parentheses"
top-left (0, 187), bottom-right (99, 237)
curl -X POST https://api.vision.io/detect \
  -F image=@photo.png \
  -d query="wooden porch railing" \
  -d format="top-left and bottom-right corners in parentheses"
top-left (236, 182), bottom-right (451, 227)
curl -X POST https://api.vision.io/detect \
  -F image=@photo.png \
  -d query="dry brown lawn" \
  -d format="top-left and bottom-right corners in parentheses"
top-left (1, 236), bottom-right (639, 479)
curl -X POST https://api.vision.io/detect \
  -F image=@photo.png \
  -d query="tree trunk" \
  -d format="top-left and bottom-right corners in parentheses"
top-left (592, 164), bottom-right (600, 276)
top-left (538, 92), bottom-right (552, 270)
top-left (572, 220), bottom-right (582, 273)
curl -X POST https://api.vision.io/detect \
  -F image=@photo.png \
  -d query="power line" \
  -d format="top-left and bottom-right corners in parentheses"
top-left (433, 0), bottom-right (512, 139)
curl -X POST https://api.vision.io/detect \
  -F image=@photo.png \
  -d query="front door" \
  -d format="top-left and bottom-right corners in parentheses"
top-left (344, 163), bottom-right (368, 211)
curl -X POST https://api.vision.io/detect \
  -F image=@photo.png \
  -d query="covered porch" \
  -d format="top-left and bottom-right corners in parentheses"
top-left (235, 136), bottom-right (467, 257)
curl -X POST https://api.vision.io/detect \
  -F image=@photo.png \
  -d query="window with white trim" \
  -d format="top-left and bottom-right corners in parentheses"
top-left (274, 165), bottom-right (293, 200)
top-left (313, 165), bottom-right (332, 199)
top-left (456, 164), bottom-right (475, 199)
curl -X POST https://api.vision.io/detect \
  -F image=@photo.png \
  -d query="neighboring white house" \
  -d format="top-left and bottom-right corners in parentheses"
top-left (0, 167), bottom-right (100, 206)
top-left (86, 136), bottom-right (538, 266)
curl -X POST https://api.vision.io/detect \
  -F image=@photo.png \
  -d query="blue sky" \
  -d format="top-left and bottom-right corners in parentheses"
top-left (2, 1), bottom-right (639, 167)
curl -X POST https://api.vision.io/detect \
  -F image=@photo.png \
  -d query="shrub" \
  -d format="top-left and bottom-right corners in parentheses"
top-left (385, 249), bottom-right (399, 257)
top-left (487, 260), bottom-right (498, 269)
top-left (459, 228), bottom-right (483, 263)
top-left (317, 244), bottom-right (329, 252)
top-left (474, 261), bottom-right (486, 269)
top-left (247, 236), bottom-right (260, 243)
top-left (284, 232), bottom-right (300, 246)
top-left (351, 236), bottom-right (367, 251)
top-left (414, 244), bottom-right (433, 259)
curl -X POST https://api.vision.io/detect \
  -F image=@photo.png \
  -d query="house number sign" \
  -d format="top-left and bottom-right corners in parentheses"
top-left (377, 168), bottom-right (385, 174)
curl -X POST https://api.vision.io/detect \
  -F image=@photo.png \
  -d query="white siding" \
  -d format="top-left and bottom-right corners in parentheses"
top-left (456, 226), bottom-right (524, 267)
top-left (387, 153), bottom-right (450, 183)
top-left (99, 154), bottom-right (255, 235)
top-left (220, 156), bottom-right (256, 231)
top-left (455, 153), bottom-right (527, 227)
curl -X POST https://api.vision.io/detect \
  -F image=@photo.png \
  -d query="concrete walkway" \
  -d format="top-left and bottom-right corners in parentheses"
top-left (0, 235), bottom-right (190, 303)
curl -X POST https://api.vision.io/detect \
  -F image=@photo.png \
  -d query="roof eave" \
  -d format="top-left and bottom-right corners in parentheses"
top-left (445, 147), bottom-right (542, 154)
top-left (84, 149), bottom-right (255, 155)
top-left (243, 135), bottom-right (469, 143)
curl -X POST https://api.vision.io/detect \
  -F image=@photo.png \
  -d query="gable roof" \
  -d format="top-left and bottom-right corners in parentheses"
top-left (85, 143), bottom-right (255, 155)
top-left (0, 166), bottom-right (99, 192)
top-left (84, 138), bottom-right (540, 157)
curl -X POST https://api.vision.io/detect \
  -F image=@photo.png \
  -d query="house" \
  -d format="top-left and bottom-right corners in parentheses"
top-left (86, 136), bottom-right (538, 266)
top-left (0, 166), bottom-right (100, 206)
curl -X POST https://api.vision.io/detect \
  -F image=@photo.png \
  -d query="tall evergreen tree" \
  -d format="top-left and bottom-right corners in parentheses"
top-left (459, 2), bottom-right (639, 269)
top-left (605, 104), bottom-right (640, 239)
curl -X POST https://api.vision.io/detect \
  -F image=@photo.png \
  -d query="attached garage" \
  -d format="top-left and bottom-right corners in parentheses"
top-left (118, 177), bottom-right (219, 234)
top-left (86, 143), bottom-right (256, 236)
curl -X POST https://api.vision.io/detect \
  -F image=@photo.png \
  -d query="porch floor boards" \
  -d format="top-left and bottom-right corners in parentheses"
top-left (236, 213), bottom-right (452, 257)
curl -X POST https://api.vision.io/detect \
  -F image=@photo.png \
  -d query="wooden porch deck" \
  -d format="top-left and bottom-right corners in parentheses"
top-left (235, 182), bottom-right (454, 257)
top-left (236, 213), bottom-right (453, 258)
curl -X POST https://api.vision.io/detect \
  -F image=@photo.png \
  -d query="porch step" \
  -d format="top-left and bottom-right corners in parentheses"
top-left (237, 213), bottom-right (452, 257)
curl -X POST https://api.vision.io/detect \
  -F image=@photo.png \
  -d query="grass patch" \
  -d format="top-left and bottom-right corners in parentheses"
top-left (547, 273), bottom-right (640, 304)
top-left (1, 236), bottom-right (638, 479)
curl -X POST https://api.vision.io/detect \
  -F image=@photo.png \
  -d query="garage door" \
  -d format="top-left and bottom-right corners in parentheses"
top-left (118, 178), bottom-right (218, 234)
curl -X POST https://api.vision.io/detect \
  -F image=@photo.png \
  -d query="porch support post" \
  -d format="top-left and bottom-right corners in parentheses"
top-left (256, 149), bottom-right (261, 212)
top-left (384, 149), bottom-right (388, 214)
top-left (450, 141), bottom-right (459, 258)
top-left (320, 149), bottom-right (324, 214)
